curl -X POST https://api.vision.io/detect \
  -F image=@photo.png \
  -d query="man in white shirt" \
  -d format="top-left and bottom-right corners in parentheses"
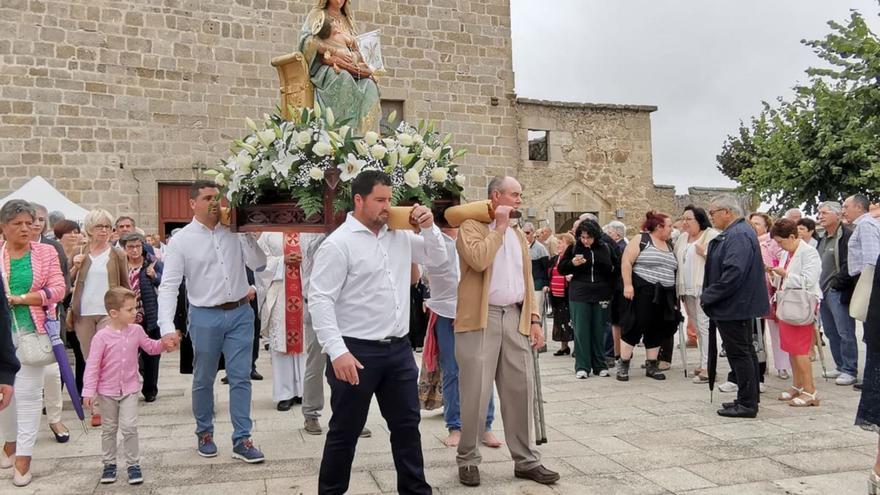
top-left (308, 171), bottom-right (446, 495)
top-left (424, 227), bottom-right (499, 449)
top-left (157, 181), bottom-right (267, 463)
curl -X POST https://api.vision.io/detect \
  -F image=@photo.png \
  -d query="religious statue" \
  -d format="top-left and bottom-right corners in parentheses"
top-left (299, 0), bottom-right (381, 136)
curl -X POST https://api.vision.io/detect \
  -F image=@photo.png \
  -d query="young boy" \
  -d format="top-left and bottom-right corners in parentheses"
top-left (82, 287), bottom-right (168, 485)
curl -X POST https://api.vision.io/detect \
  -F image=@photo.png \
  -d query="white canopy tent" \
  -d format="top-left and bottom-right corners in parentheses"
top-left (0, 176), bottom-right (89, 222)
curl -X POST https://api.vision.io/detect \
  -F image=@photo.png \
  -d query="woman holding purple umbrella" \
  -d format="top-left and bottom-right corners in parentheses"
top-left (0, 200), bottom-right (66, 487)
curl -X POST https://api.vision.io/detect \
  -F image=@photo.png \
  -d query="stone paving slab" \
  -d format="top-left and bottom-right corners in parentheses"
top-left (2, 334), bottom-right (875, 494)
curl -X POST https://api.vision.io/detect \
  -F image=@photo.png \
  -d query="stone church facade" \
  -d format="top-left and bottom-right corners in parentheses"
top-left (0, 0), bottom-right (728, 235)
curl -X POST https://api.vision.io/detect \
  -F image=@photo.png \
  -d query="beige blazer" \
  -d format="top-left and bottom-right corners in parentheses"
top-left (454, 219), bottom-right (537, 336)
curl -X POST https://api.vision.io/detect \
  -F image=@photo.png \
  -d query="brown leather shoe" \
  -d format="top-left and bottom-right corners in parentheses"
top-left (459, 465), bottom-right (480, 486)
top-left (514, 465), bottom-right (560, 484)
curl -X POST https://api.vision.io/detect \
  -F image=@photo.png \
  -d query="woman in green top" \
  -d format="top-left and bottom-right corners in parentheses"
top-left (0, 200), bottom-right (66, 487)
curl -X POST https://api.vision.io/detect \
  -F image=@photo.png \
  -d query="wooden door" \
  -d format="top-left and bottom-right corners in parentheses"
top-left (157, 183), bottom-right (193, 241)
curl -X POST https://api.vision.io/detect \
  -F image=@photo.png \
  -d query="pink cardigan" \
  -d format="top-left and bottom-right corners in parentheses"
top-left (1, 241), bottom-right (66, 333)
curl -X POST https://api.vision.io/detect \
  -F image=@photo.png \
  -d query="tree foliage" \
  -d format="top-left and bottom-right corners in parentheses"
top-left (716, 4), bottom-right (880, 213)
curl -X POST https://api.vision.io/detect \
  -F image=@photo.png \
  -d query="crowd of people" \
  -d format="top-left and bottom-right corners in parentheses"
top-left (0, 180), bottom-right (878, 492)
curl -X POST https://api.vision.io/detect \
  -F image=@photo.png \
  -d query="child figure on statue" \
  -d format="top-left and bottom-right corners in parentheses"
top-left (316, 15), bottom-right (372, 76)
top-left (82, 288), bottom-right (170, 485)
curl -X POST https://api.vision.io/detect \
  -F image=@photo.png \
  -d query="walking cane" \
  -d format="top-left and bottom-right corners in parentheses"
top-left (531, 346), bottom-right (547, 445)
top-left (813, 321), bottom-right (828, 380)
top-left (677, 318), bottom-right (688, 378)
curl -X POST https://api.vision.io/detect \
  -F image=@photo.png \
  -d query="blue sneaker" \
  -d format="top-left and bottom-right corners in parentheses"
top-left (127, 465), bottom-right (143, 485)
top-left (100, 464), bottom-right (117, 484)
top-left (231, 438), bottom-right (265, 464)
top-left (197, 432), bottom-right (218, 458)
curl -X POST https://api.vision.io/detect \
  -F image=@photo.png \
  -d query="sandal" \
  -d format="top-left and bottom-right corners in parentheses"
top-left (789, 390), bottom-right (820, 407)
top-left (777, 387), bottom-right (803, 401)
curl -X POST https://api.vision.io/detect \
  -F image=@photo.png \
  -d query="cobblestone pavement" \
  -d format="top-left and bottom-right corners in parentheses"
top-left (1, 330), bottom-right (874, 494)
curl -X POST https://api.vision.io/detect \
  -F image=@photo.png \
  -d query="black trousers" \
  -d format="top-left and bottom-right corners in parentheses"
top-left (251, 318), bottom-right (260, 371)
top-left (139, 325), bottom-right (162, 398)
top-left (319, 337), bottom-right (430, 495)
top-left (717, 319), bottom-right (760, 410)
top-left (658, 334), bottom-right (675, 363)
top-left (66, 330), bottom-right (85, 395)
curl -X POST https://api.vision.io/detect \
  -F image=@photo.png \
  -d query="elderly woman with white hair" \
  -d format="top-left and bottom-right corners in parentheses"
top-left (67, 209), bottom-right (129, 427)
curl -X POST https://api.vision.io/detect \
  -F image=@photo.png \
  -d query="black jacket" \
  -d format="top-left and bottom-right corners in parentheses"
top-left (865, 252), bottom-right (880, 349)
top-left (702, 218), bottom-right (770, 321)
top-left (134, 251), bottom-right (163, 335)
top-left (818, 223), bottom-right (856, 297)
top-left (558, 240), bottom-right (615, 303)
top-left (0, 278), bottom-right (20, 385)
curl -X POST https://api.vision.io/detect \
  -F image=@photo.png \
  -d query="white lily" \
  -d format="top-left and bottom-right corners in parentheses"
top-left (397, 133), bottom-right (413, 147)
top-left (236, 155), bottom-right (253, 174)
top-left (273, 153), bottom-right (296, 177)
top-left (325, 107), bottom-right (335, 127)
top-left (296, 130), bottom-right (312, 149)
top-left (338, 153), bottom-right (366, 182)
top-left (412, 158), bottom-right (426, 173)
top-left (370, 144), bottom-right (387, 160)
top-left (309, 167), bottom-right (325, 181)
top-left (313, 102), bottom-right (322, 119)
top-left (455, 174), bottom-right (466, 187)
top-left (413, 134), bottom-right (423, 144)
top-left (338, 125), bottom-right (351, 140)
top-left (430, 167), bottom-right (448, 183)
top-left (257, 129), bottom-right (276, 148)
top-left (364, 131), bottom-right (379, 146)
top-left (382, 138), bottom-right (396, 150)
top-left (239, 142), bottom-right (257, 155)
top-left (313, 140), bottom-right (333, 157)
top-left (215, 174), bottom-right (228, 187)
top-left (403, 169), bottom-right (420, 188)
top-left (245, 117), bottom-right (258, 132)
top-left (387, 149), bottom-right (399, 168)
top-left (420, 146), bottom-right (437, 161)
top-left (354, 140), bottom-right (369, 156)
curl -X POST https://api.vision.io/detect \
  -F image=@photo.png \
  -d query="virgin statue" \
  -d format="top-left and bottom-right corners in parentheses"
top-left (299, 0), bottom-right (381, 136)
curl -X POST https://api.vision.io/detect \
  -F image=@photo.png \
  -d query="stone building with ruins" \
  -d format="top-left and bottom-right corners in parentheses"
top-left (0, 0), bottom-right (739, 237)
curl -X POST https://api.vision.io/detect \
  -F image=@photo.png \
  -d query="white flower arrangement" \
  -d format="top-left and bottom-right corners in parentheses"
top-left (204, 104), bottom-right (468, 219)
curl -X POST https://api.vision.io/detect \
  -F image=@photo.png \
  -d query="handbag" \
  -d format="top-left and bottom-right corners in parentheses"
top-left (0, 244), bottom-right (56, 366)
top-left (774, 288), bottom-right (818, 326)
top-left (849, 264), bottom-right (874, 322)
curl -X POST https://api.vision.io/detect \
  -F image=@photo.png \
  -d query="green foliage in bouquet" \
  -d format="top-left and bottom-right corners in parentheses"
top-left (204, 104), bottom-right (468, 219)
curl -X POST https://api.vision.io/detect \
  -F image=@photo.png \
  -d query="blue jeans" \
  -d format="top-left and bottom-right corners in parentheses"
top-left (820, 289), bottom-right (858, 376)
top-left (434, 315), bottom-right (494, 431)
top-left (188, 304), bottom-right (254, 445)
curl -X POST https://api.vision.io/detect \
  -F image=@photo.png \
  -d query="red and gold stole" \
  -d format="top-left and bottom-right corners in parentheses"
top-left (283, 232), bottom-right (303, 354)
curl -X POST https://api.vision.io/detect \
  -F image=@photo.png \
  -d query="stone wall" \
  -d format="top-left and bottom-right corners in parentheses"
top-left (0, 0), bottom-right (518, 230)
top-left (513, 98), bottom-right (659, 235)
top-left (674, 186), bottom-right (757, 215)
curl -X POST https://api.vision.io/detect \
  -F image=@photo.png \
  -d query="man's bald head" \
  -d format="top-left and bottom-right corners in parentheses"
top-left (487, 175), bottom-right (522, 209)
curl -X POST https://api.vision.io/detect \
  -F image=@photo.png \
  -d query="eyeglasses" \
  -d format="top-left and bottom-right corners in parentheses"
top-left (93, 224), bottom-right (112, 230)
top-left (124, 243), bottom-right (142, 250)
top-left (708, 208), bottom-right (727, 216)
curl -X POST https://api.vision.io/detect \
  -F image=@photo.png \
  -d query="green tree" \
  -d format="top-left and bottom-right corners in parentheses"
top-left (717, 5), bottom-right (880, 213)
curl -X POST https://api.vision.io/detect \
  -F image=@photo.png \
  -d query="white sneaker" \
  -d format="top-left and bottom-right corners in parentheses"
top-left (759, 382), bottom-right (766, 393)
top-left (598, 369), bottom-right (610, 377)
top-left (576, 370), bottom-right (588, 379)
top-left (823, 369), bottom-right (841, 379)
top-left (836, 373), bottom-right (857, 386)
top-left (718, 381), bottom-right (738, 393)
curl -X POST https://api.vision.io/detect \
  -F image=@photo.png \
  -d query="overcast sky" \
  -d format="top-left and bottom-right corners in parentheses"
top-left (509, 0), bottom-right (880, 194)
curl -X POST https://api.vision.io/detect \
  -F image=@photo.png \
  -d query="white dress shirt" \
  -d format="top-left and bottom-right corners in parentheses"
top-left (308, 213), bottom-right (447, 360)
top-left (487, 223), bottom-right (525, 306)
top-left (425, 233), bottom-right (459, 319)
top-left (157, 218), bottom-right (267, 336)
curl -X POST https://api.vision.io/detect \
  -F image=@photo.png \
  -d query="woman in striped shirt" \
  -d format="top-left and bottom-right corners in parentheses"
top-left (617, 211), bottom-right (679, 381)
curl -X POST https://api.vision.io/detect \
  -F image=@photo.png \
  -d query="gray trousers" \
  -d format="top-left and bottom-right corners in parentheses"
top-left (455, 304), bottom-right (542, 470)
top-left (302, 303), bottom-right (325, 419)
top-left (98, 394), bottom-right (140, 467)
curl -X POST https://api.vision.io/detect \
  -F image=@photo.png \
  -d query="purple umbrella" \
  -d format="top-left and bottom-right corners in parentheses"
top-left (44, 315), bottom-right (85, 424)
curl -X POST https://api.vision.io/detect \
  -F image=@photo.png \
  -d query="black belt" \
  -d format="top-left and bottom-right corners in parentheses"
top-left (209, 296), bottom-right (250, 311)
top-left (343, 336), bottom-right (408, 346)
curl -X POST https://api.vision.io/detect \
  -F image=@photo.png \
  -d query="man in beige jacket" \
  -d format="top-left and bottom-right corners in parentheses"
top-left (454, 176), bottom-right (559, 487)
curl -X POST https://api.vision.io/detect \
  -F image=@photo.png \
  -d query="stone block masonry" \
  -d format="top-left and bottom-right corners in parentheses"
top-left (1, 0), bottom-right (519, 230)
